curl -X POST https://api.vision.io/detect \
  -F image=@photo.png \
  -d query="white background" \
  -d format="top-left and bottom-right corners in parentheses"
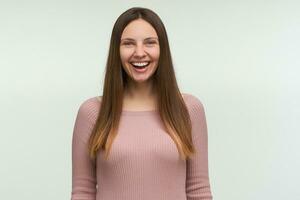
top-left (1, 0), bottom-right (299, 199)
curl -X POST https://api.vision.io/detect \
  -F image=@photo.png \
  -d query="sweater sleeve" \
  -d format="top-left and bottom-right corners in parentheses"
top-left (71, 100), bottom-right (97, 200)
top-left (186, 95), bottom-right (213, 200)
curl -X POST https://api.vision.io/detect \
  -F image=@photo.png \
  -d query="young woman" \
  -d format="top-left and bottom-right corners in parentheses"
top-left (71, 7), bottom-right (213, 200)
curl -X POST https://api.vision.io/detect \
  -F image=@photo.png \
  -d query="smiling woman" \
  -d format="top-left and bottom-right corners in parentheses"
top-left (71, 6), bottom-right (213, 200)
top-left (120, 18), bottom-right (160, 83)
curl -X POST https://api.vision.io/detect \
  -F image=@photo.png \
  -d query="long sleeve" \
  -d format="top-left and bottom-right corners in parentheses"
top-left (186, 96), bottom-right (213, 200)
top-left (71, 100), bottom-right (97, 200)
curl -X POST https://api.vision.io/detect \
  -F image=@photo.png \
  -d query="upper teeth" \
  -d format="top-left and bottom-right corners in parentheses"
top-left (132, 62), bottom-right (149, 66)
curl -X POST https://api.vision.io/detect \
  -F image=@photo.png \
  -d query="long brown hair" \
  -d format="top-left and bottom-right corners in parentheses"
top-left (88, 7), bottom-right (196, 161)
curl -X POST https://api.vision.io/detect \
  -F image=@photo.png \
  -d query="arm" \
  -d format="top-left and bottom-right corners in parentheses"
top-left (71, 100), bottom-right (97, 200)
top-left (186, 96), bottom-right (213, 200)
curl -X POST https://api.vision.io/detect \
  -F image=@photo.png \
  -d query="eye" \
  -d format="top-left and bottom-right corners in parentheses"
top-left (145, 41), bottom-right (157, 46)
top-left (147, 41), bottom-right (156, 44)
top-left (123, 42), bottom-right (133, 46)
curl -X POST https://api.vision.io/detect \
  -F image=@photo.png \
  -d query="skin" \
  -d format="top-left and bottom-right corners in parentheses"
top-left (120, 18), bottom-right (160, 111)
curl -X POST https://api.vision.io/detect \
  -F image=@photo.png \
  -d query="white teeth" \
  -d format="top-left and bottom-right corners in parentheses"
top-left (131, 62), bottom-right (149, 67)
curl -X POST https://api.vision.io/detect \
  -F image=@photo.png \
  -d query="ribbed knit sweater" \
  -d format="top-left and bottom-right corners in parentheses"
top-left (71, 93), bottom-right (213, 200)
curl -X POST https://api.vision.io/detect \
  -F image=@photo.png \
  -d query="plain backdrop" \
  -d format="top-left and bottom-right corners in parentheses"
top-left (1, 0), bottom-right (299, 199)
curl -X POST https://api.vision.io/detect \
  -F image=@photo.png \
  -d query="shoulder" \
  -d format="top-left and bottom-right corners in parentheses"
top-left (76, 96), bottom-right (101, 122)
top-left (181, 92), bottom-right (206, 121)
top-left (181, 92), bottom-right (205, 110)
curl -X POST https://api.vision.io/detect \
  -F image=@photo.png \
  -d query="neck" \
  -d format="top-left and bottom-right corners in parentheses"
top-left (124, 78), bottom-right (156, 100)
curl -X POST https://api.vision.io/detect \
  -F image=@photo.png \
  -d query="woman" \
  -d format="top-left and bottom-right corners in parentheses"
top-left (71, 7), bottom-right (213, 200)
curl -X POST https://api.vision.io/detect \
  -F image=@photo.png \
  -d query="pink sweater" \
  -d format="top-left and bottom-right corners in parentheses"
top-left (71, 93), bottom-right (213, 200)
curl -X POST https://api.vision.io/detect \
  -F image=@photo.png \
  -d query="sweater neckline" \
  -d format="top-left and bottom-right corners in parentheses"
top-left (94, 96), bottom-right (158, 116)
top-left (121, 109), bottom-right (158, 116)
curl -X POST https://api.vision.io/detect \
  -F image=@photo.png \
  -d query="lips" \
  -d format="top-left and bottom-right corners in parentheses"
top-left (130, 61), bottom-right (150, 69)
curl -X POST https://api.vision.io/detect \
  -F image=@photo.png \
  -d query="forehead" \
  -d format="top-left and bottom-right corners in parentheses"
top-left (121, 19), bottom-right (158, 40)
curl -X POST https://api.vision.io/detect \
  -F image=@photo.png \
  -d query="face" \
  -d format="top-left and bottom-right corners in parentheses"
top-left (120, 18), bottom-right (160, 83)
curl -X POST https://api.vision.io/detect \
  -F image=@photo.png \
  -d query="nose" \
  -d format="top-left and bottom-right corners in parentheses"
top-left (133, 43), bottom-right (146, 58)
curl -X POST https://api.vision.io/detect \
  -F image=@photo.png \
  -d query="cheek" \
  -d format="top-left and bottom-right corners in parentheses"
top-left (148, 47), bottom-right (160, 60)
top-left (120, 48), bottom-right (133, 63)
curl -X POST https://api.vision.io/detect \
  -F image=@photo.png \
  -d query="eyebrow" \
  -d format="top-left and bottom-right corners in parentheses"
top-left (121, 37), bottom-right (158, 41)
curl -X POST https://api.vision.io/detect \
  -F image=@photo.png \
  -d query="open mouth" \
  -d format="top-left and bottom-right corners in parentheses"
top-left (130, 61), bottom-right (150, 69)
